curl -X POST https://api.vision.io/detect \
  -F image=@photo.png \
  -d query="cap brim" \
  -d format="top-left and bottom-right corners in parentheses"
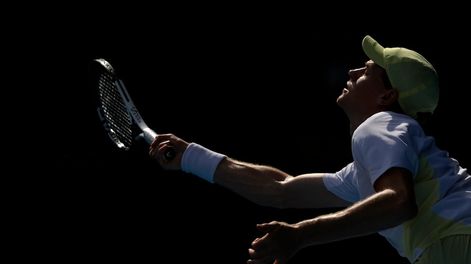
top-left (362, 35), bottom-right (385, 68)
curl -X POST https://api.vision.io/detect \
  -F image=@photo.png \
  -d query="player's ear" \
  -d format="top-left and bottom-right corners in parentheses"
top-left (378, 88), bottom-right (399, 107)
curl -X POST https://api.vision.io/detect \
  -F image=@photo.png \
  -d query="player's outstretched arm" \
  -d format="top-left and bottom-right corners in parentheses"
top-left (215, 159), bottom-right (350, 208)
top-left (150, 134), bottom-right (349, 208)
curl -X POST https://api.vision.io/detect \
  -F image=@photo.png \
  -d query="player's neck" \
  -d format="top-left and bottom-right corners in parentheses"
top-left (348, 113), bottom-right (375, 135)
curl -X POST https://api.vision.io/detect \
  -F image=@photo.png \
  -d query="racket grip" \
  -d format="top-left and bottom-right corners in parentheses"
top-left (142, 128), bottom-right (158, 144)
top-left (141, 129), bottom-right (175, 160)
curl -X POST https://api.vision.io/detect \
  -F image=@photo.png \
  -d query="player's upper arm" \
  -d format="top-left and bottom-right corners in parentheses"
top-left (373, 167), bottom-right (417, 218)
top-left (280, 173), bottom-right (352, 209)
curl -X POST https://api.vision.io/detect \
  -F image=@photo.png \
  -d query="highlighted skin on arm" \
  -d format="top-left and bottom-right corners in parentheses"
top-left (247, 167), bottom-right (418, 263)
top-left (214, 158), bottom-right (351, 209)
top-left (296, 167), bottom-right (417, 248)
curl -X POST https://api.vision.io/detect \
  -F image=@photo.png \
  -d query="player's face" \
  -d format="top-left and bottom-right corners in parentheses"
top-left (337, 60), bottom-right (390, 117)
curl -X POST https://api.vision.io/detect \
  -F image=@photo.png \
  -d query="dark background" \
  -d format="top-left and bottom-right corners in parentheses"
top-left (28, 8), bottom-right (470, 263)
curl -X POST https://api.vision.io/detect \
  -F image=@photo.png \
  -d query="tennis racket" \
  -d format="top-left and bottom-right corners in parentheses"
top-left (92, 58), bottom-right (175, 159)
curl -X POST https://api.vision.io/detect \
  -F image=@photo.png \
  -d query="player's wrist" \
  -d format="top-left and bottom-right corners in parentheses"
top-left (181, 143), bottom-right (226, 183)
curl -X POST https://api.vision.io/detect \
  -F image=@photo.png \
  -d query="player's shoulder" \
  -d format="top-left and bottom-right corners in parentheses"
top-left (354, 111), bottom-right (418, 140)
top-left (365, 111), bottom-right (417, 127)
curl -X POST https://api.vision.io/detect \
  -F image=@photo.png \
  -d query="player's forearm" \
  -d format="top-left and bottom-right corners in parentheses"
top-left (214, 157), bottom-right (291, 208)
top-left (295, 189), bottom-right (417, 248)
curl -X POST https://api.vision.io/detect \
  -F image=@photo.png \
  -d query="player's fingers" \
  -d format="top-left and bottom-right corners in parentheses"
top-left (252, 232), bottom-right (269, 244)
top-left (149, 143), bottom-right (158, 157)
top-left (157, 141), bottom-right (171, 158)
top-left (149, 147), bottom-right (155, 157)
top-left (248, 247), bottom-right (272, 259)
top-left (251, 233), bottom-right (271, 250)
top-left (256, 222), bottom-right (279, 234)
top-left (274, 259), bottom-right (285, 264)
top-left (149, 140), bottom-right (170, 158)
top-left (151, 134), bottom-right (174, 147)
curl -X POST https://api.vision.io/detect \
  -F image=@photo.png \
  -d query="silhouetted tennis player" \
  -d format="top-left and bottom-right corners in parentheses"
top-left (150, 35), bottom-right (471, 264)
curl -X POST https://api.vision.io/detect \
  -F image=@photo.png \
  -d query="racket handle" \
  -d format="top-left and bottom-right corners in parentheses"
top-left (142, 128), bottom-right (158, 144)
top-left (141, 129), bottom-right (176, 161)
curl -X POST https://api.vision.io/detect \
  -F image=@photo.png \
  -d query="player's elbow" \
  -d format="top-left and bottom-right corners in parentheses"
top-left (399, 197), bottom-right (418, 221)
top-left (259, 182), bottom-right (285, 208)
top-left (272, 182), bottom-right (296, 209)
top-left (391, 190), bottom-right (418, 222)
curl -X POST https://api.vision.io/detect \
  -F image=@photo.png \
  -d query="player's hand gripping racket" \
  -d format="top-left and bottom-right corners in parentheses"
top-left (92, 58), bottom-right (175, 160)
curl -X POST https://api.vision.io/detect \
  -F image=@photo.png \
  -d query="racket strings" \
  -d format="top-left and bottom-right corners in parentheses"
top-left (97, 72), bottom-right (133, 148)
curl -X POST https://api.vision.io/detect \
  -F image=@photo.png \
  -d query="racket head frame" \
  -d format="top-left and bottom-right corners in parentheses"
top-left (93, 58), bottom-right (134, 150)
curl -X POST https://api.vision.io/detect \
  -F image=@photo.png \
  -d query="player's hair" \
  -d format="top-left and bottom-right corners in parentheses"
top-left (380, 66), bottom-right (433, 129)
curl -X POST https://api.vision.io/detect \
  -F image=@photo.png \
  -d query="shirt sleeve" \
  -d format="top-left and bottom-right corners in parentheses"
top-left (352, 113), bottom-right (418, 185)
top-left (323, 162), bottom-right (360, 203)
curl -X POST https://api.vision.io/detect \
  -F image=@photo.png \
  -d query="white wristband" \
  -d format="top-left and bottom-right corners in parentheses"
top-left (181, 143), bottom-right (226, 183)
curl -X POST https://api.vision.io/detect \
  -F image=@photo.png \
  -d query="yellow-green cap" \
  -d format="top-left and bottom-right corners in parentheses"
top-left (362, 35), bottom-right (439, 118)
